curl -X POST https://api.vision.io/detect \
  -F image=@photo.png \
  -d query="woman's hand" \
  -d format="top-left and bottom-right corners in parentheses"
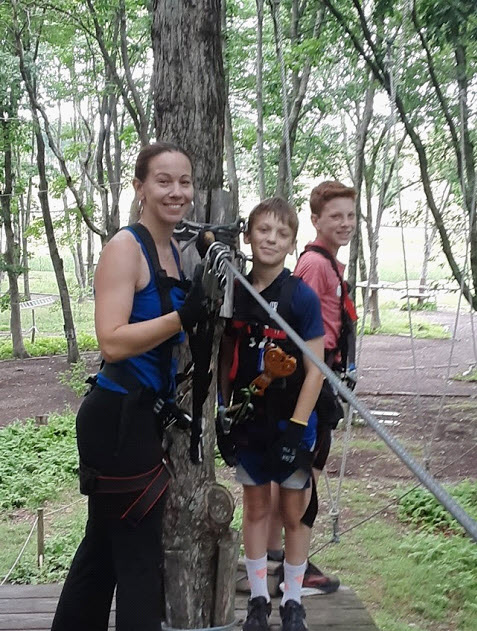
top-left (177, 264), bottom-right (209, 330)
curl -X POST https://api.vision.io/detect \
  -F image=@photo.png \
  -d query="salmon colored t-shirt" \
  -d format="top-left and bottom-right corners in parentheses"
top-left (294, 239), bottom-right (345, 352)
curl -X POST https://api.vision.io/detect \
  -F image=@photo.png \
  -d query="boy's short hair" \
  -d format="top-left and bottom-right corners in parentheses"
top-left (247, 197), bottom-right (298, 239)
top-left (310, 181), bottom-right (357, 216)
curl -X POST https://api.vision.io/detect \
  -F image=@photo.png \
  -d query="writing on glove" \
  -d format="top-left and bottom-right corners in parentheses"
top-left (264, 418), bottom-right (313, 471)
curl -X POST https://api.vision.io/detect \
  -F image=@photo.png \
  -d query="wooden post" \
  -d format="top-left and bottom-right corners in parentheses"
top-left (31, 309), bottom-right (36, 344)
top-left (37, 508), bottom-right (44, 569)
top-left (213, 529), bottom-right (239, 626)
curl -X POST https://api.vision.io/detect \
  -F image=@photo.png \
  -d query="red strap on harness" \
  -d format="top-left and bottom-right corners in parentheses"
top-left (228, 320), bottom-right (288, 382)
top-left (343, 289), bottom-right (358, 322)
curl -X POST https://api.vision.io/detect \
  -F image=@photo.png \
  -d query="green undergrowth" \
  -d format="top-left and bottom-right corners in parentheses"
top-left (0, 332), bottom-right (98, 360)
top-left (0, 412), bottom-right (78, 511)
top-left (0, 498), bottom-right (87, 584)
top-left (316, 517), bottom-right (477, 631)
top-left (397, 480), bottom-right (477, 536)
top-left (453, 368), bottom-right (477, 382)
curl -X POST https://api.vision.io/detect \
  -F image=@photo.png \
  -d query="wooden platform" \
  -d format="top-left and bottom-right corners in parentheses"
top-left (0, 583), bottom-right (378, 631)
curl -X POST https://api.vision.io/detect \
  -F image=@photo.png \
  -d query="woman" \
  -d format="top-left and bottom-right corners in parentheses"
top-left (52, 142), bottom-right (207, 631)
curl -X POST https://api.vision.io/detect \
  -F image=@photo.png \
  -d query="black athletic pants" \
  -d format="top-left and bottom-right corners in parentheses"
top-left (51, 385), bottom-right (166, 631)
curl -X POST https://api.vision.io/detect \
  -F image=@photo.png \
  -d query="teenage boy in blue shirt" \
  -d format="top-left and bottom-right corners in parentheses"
top-left (219, 197), bottom-right (324, 631)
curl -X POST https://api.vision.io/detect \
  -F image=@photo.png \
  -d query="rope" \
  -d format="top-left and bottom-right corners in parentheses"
top-left (388, 37), bottom-right (425, 452)
top-left (0, 497), bottom-right (87, 585)
top-left (424, 177), bottom-right (477, 468)
top-left (1, 517), bottom-right (39, 585)
top-left (320, 45), bottom-right (398, 537)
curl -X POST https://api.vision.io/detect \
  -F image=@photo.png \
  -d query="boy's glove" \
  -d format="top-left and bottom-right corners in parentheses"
top-left (265, 419), bottom-right (313, 471)
top-left (177, 264), bottom-right (208, 330)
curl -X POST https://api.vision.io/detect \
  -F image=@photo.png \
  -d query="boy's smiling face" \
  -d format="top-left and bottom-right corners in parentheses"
top-left (244, 211), bottom-right (296, 267)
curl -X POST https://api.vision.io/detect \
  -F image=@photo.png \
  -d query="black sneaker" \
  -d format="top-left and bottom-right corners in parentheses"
top-left (301, 562), bottom-right (340, 595)
top-left (243, 596), bottom-right (272, 631)
top-left (279, 600), bottom-right (308, 631)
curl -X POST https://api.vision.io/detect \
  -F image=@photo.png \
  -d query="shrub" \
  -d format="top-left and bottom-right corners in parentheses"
top-left (397, 480), bottom-right (477, 535)
top-left (0, 412), bottom-right (78, 511)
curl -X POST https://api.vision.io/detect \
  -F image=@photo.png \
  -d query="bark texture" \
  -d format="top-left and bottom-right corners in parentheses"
top-left (152, 2), bottom-right (233, 627)
top-left (0, 114), bottom-right (28, 359)
top-left (152, 0), bottom-right (225, 194)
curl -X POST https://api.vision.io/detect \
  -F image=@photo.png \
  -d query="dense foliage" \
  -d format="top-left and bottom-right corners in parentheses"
top-left (0, 412), bottom-right (78, 510)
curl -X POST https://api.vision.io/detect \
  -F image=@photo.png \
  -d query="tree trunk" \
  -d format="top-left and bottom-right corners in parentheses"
top-left (222, 2), bottom-right (239, 217)
top-left (256, 0), bottom-right (266, 199)
top-left (151, 2), bottom-right (235, 627)
top-left (0, 115), bottom-right (28, 358)
top-left (86, 226), bottom-right (95, 290)
top-left (12, 12), bottom-right (81, 364)
top-left (348, 82), bottom-right (375, 295)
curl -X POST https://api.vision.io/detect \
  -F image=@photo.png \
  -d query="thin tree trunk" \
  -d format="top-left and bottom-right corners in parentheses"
top-left (222, 1), bottom-right (239, 216)
top-left (18, 143), bottom-right (33, 300)
top-left (348, 81), bottom-right (375, 295)
top-left (87, 225), bottom-right (95, 290)
top-left (256, 0), bottom-right (266, 199)
top-left (0, 113), bottom-right (28, 358)
top-left (12, 8), bottom-right (80, 363)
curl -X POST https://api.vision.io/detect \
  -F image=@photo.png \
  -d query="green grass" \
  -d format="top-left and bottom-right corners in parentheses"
top-left (0, 333), bottom-right (98, 360)
top-left (453, 368), bottom-right (477, 382)
top-left (0, 494), bottom-right (87, 584)
top-left (315, 519), bottom-right (477, 631)
top-left (358, 307), bottom-right (450, 338)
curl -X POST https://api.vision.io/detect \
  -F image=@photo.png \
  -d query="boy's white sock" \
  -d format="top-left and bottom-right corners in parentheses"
top-left (281, 559), bottom-right (307, 605)
top-left (245, 555), bottom-right (270, 602)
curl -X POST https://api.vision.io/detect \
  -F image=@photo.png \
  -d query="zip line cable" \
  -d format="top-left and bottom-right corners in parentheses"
top-left (222, 255), bottom-right (477, 542)
top-left (308, 436), bottom-right (477, 559)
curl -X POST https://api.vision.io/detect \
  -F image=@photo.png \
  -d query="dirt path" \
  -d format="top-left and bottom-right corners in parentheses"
top-left (0, 309), bottom-right (475, 482)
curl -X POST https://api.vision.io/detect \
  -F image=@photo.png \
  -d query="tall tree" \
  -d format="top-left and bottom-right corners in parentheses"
top-left (12, 1), bottom-right (80, 363)
top-left (0, 101), bottom-right (29, 358)
top-left (152, 1), bottom-right (236, 627)
top-left (321, 0), bottom-right (477, 309)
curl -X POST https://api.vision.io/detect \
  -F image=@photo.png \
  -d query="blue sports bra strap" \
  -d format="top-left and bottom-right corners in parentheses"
top-left (128, 223), bottom-right (173, 315)
top-left (126, 223), bottom-right (179, 397)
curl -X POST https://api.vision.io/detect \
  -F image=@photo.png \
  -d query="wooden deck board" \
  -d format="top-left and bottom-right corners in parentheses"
top-left (0, 584), bottom-right (378, 631)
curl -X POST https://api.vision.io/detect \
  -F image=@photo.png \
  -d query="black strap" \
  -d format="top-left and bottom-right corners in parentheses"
top-left (300, 245), bottom-right (353, 369)
top-left (277, 273), bottom-right (301, 323)
top-left (121, 463), bottom-right (171, 526)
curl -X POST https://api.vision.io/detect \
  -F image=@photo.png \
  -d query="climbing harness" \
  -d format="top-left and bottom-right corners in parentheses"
top-left (220, 343), bottom-right (297, 431)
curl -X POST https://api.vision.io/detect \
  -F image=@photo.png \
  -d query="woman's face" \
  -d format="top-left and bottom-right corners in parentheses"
top-left (134, 151), bottom-right (194, 225)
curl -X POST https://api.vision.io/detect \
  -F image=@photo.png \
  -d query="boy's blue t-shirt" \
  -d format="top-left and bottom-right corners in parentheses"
top-left (288, 276), bottom-right (325, 342)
